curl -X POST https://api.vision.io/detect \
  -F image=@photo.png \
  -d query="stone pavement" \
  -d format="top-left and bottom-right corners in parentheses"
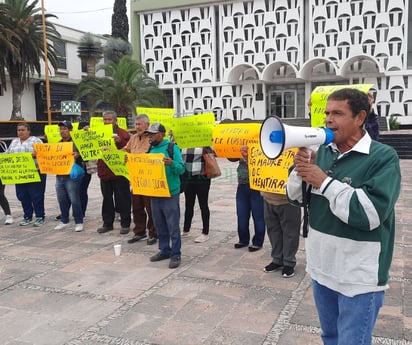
top-left (0, 158), bottom-right (411, 345)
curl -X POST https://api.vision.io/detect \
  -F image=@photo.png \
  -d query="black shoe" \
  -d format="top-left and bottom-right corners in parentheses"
top-left (282, 266), bottom-right (295, 278)
top-left (169, 256), bottom-right (181, 269)
top-left (150, 252), bottom-right (170, 262)
top-left (248, 245), bottom-right (261, 252)
top-left (234, 243), bottom-right (248, 249)
top-left (128, 234), bottom-right (147, 243)
top-left (54, 214), bottom-right (61, 221)
top-left (120, 227), bottom-right (130, 235)
top-left (264, 262), bottom-right (283, 273)
top-left (147, 237), bottom-right (157, 245)
top-left (97, 225), bottom-right (113, 233)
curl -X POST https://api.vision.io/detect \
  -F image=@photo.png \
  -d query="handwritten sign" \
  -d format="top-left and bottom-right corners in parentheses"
top-left (311, 83), bottom-right (374, 127)
top-left (212, 122), bottom-right (261, 158)
top-left (171, 113), bottom-right (215, 148)
top-left (137, 107), bottom-right (175, 133)
top-left (71, 126), bottom-right (115, 160)
top-left (34, 142), bottom-right (74, 175)
top-left (127, 153), bottom-right (170, 197)
top-left (101, 150), bottom-right (129, 179)
top-left (0, 153), bottom-right (40, 184)
top-left (90, 116), bottom-right (128, 130)
top-left (44, 123), bottom-right (79, 143)
top-left (248, 139), bottom-right (296, 194)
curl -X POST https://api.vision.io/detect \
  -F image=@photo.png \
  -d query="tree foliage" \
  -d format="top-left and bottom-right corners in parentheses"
top-left (76, 56), bottom-right (166, 117)
top-left (77, 32), bottom-right (103, 77)
top-left (0, 0), bottom-right (61, 119)
top-left (104, 37), bottom-right (132, 64)
top-left (111, 0), bottom-right (129, 41)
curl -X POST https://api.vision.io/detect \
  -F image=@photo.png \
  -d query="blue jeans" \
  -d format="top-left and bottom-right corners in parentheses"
top-left (15, 173), bottom-right (47, 219)
top-left (151, 194), bottom-right (181, 258)
top-left (312, 280), bottom-right (384, 345)
top-left (56, 175), bottom-right (83, 224)
top-left (236, 183), bottom-right (265, 247)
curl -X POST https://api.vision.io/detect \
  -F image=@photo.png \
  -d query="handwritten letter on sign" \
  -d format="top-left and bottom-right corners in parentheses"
top-left (0, 153), bottom-right (40, 184)
top-left (127, 153), bottom-right (170, 197)
top-left (71, 126), bottom-right (115, 161)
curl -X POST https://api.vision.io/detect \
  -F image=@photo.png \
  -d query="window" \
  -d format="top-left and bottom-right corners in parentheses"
top-left (54, 40), bottom-right (67, 70)
top-left (268, 90), bottom-right (297, 118)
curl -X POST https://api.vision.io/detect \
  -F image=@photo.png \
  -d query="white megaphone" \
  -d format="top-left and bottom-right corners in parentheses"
top-left (260, 116), bottom-right (334, 159)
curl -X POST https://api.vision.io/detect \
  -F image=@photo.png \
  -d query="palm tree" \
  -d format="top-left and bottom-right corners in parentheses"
top-left (76, 56), bottom-right (165, 117)
top-left (77, 32), bottom-right (103, 77)
top-left (104, 37), bottom-right (132, 64)
top-left (0, 0), bottom-right (61, 120)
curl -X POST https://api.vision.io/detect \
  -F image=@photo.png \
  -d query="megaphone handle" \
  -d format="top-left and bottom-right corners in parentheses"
top-left (301, 182), bottom-right (312, 238)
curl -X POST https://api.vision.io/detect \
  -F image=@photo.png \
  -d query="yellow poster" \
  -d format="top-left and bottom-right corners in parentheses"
top-left (248, 139), bottom-right (296, 194)
top-left (212, 122), bottom-right (261, 158)
top-left (127, 153), bottom-right (170, 197)
top-left (136, 107), bottom-right (175, 133)
top-left (311, 83), bottom-right (374, 128)
top-left (44, 123), bottom-right (79, 143)
top-left (71, 126), bottom-right (115, 160)
top-left (171, 113), bottom-right (215, 148)
top-left (0, 153), bottom-right (40, 184)
top-left (101, 150), bottom-right (129, 179)
top-left (90, 116), bottom-right (128, 130)
top-left (34, 142), bottom-right (74, 175)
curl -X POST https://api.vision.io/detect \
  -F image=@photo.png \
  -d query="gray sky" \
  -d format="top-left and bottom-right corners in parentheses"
top-left (43, 0), bottom-right (129, 36)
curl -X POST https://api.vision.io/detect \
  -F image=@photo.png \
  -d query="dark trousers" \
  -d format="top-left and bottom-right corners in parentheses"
top-left (183, 180), bottom-right (211, 234)
top-left (80, 172), bottom-right (92, 217)
top-left (15, 174), bottom-right (47, 219)
top-left (0, 181), bottom-right (11, 215)
top-left (132, 193), bottom-right (156, 238)
top-left (100, 177), bottom-right (131, 228)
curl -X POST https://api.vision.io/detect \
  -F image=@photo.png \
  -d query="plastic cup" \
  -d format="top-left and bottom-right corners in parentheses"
top-left (114, 244), bottom-right (121, 256)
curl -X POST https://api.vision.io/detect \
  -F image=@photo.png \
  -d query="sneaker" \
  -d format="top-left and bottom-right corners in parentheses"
top-left (33, 218), bottom-right (45, 227)
top-left (194, 234), bottom-right (209, 243)
top-left (263, 262), bottom-right (283, 273)
top-left (169, 256), bottom-right (181, 269)
top-left (127, 234), bottom-right (147, 243)
top-left (74, 224), bottom-right (84, 232)
top-left (282, 266), bottom-right (295, 278)
top-left (120, 227), bottom-right (130, 235)
top-left (97, 225), bottom-right (113, 233)
top-left (54, 222), bottom-right (69, 230)
top-left (19, 218), bottom-right (33, 226)
top-left (150, 252), bottom-right (170, 262)
top-left (147, 237), bottom-right (157, 245)
top-left (4, 215), bottom-right (13, 225)
top-left (54, 214), bottom-right (61, 221)
top-left (181, 231), bottom-right (190, 237)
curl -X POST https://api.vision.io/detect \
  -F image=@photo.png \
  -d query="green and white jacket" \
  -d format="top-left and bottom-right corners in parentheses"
top-left (287, 133), bottom-right (401, 297)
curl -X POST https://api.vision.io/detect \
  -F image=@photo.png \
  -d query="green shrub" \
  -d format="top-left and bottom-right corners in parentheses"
top-left (389, 115), bottom-right (400, 130)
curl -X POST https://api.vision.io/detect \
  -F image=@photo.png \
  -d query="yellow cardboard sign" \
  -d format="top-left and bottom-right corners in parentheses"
top-left (71, 126), bottom-right (115, 160)
top-left (101, 150), bottom-right (129, 179)
top-left (311, 83), bottom-right (374, 127)
top-left (127, 153), bottom-right (170, 197)
top-left (90, 117), bottom-right (128, 130)
top-left (248, 139), bottom-right (296, 194)
top-left (171, 113), bottom-right (215, 148)
top-left (212, 122), bottom-right (261, 158)
top-left (34, 142), bottom-right (74, 175)
top-left (136, 107), bottom-right (175, 133)
top-left (44, 123), bottom-right (79, 143)
top-left (0, 153), bottom-right (40, 184)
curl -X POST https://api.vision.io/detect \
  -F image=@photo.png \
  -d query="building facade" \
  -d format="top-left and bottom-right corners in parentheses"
top-left (0, 24), bottom-right (107, 121)
top-left (131, 0), bottom-right (412, 125)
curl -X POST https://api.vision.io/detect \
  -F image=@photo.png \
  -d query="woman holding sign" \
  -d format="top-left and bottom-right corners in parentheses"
top-left (6, 123), bottom-right (46, 227)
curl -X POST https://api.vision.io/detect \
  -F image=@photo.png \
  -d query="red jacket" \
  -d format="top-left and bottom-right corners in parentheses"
top-left (97, 126), bottom-right (130, 181)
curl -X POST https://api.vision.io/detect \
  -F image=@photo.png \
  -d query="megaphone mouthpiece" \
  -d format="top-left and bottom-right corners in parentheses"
top-left (260, 116), bottom-right (335, 159)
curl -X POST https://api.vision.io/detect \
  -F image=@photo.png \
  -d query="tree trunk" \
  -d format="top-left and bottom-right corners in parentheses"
top-left (10, 75), bottom-right (24, 120)
top-left (87, 58), bottom-right (96, 77)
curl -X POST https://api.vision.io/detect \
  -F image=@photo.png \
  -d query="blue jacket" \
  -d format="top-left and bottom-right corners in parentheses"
top-left (149, 139), bottom-right (185, 195)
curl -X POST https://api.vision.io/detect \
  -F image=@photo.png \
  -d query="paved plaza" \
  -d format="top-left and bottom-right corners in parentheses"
top-left (0, 158), bottom-right (410, 345)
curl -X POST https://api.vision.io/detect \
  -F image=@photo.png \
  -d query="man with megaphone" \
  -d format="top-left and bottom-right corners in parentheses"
top-left (286, 88), bottom-right (401, 345)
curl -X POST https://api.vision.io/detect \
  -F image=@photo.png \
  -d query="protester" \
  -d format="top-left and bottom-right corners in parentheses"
top-left (181, 147), bottom-right (211, 243)
top-left (145, 123), bottom-right (185, 269)
top-left (54, 121), bottom-right (84, 232)
top-left (365, 91), bottom-right (380, 141)
top-left (123, 114), bottom-right (157, 245)
top-left (6, 123), bottom-right (46, 227)
top-left (261, 191), bottom-right (301, 278)
top-left (96, 111), bottom-right (131, 234)
top-left (231, 145), bottom-right (265, 252)
top-left (287, 88), bottom-right (401, 344)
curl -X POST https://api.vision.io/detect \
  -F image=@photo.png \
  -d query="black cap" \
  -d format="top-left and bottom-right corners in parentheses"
top-left (58, 120), bottom-right (73, 130)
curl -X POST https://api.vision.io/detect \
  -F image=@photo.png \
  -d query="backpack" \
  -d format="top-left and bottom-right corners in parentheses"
top-left (166, 142), bottom-right (186, 193)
